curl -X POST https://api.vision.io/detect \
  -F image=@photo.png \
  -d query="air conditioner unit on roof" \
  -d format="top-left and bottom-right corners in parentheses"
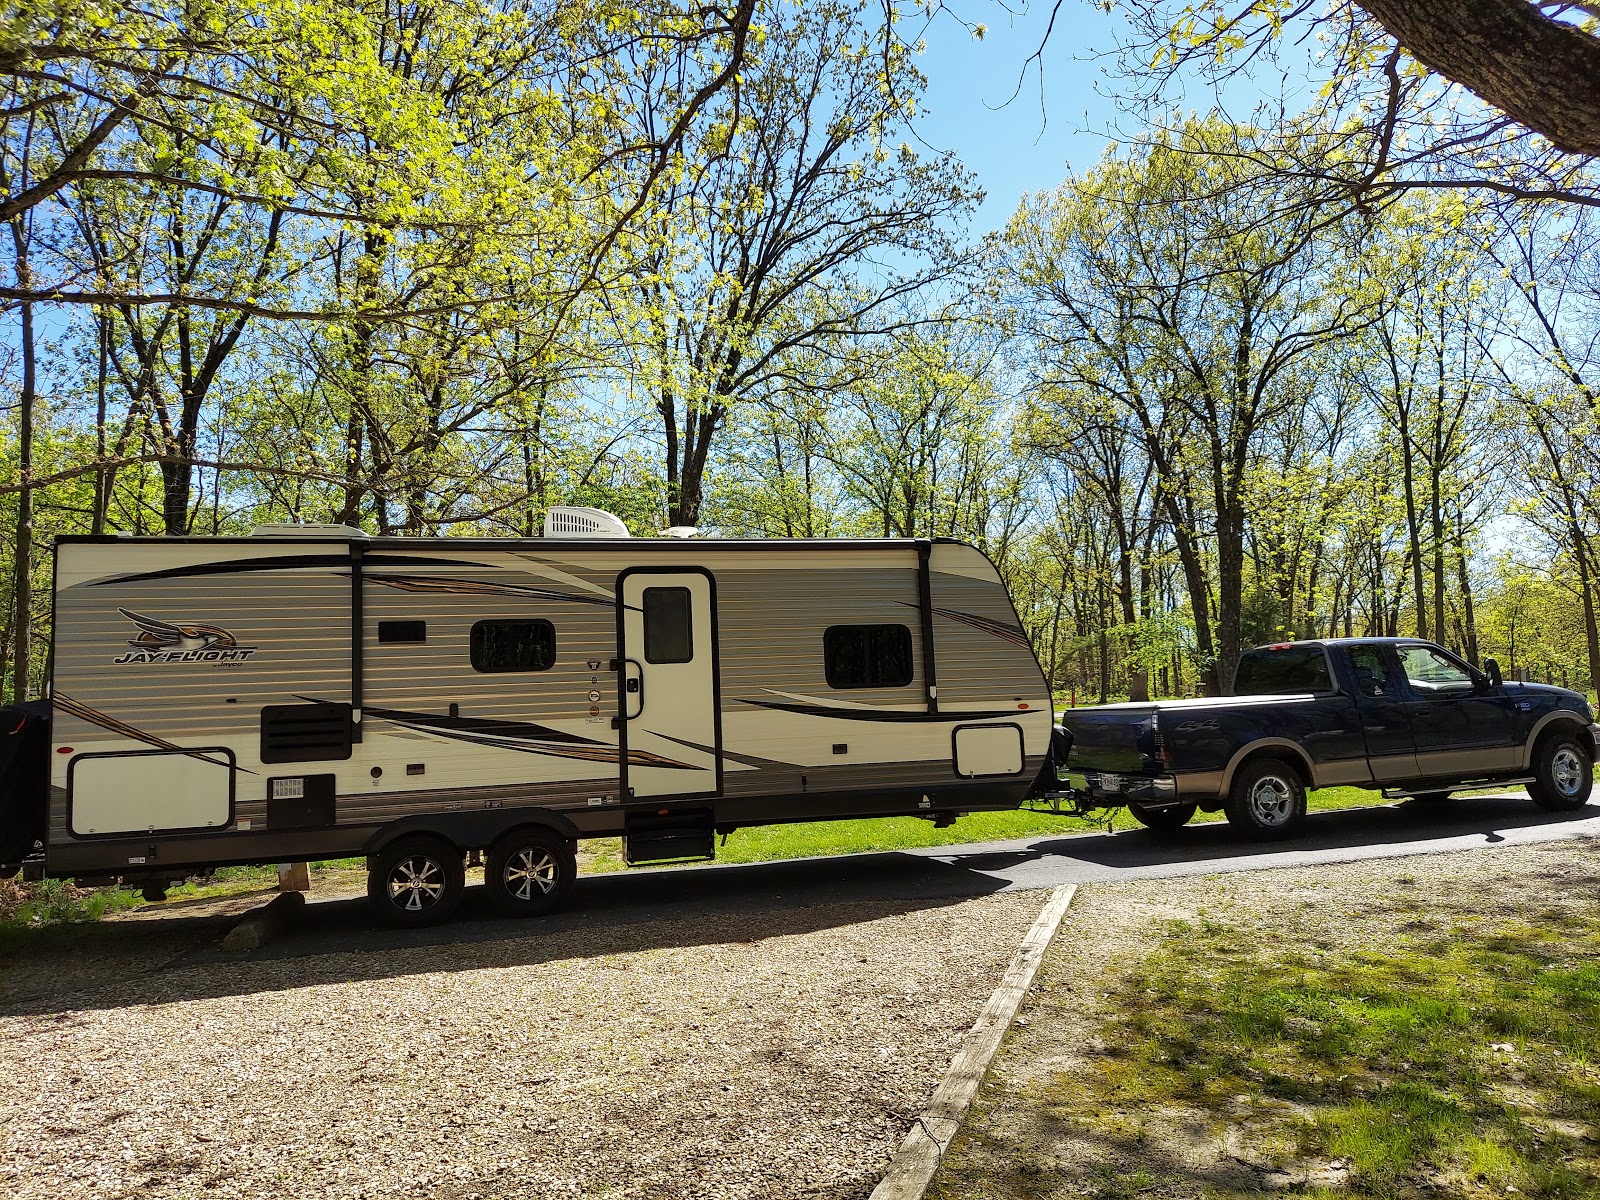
top-left (543, 507), bottom-right (630, 538)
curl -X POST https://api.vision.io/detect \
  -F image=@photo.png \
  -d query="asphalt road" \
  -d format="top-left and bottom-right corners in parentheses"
top-left (168, 792), bottom-right (1599, 975)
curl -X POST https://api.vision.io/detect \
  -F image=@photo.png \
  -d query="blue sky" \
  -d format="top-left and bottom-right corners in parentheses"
top-left (913, 2), bottom-right (1125, 235)
top-left (911, 2), bottom-right (1321, 237)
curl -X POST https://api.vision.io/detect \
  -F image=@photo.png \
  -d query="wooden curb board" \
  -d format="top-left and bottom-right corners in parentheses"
top-left (869, 883), bottom-right (1079, 1200)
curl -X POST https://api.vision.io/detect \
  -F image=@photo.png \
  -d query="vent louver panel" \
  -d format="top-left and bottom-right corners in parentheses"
top-left (260, 702), bottom-right (354, 764)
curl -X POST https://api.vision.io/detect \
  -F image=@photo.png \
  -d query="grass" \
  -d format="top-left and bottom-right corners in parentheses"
top-left (950, 907), bottom-right (1600, 1200)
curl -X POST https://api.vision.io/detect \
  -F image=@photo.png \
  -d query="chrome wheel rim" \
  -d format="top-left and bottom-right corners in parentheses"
top-left (1553, 747), bottom-right (1586, 797)
top-left (387, 855), bottom-right (446, 912)
top-left (1249, 776), bottom-right (1295, 826)
top-left (503, 848), bottom-right (558, 901)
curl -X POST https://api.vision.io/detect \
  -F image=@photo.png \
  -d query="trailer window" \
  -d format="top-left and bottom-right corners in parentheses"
top-left (642, 587), bottom-right (693, 664)
top-left (825, 624), bottom-right (913, 689)
top-left (1234, 645), bottom-right (1332, 695)
top-left (470, 620), bottom-right (555, 673)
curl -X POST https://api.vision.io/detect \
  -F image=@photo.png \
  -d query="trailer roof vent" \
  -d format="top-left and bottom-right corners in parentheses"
top-left (661, 526), bottom-right (699, 538)
top-left (250, 523), bottom-right (368, 539)
top-left (543, 507), bottom-right (630, 539)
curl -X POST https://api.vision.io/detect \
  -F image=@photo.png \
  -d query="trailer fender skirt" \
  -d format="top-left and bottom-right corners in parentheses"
top-left (362, 808), bottom-right (580, 857)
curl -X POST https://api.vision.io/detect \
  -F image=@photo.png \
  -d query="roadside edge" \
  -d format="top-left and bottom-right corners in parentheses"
top-left (869, 882), bottom-right (1079, 1200)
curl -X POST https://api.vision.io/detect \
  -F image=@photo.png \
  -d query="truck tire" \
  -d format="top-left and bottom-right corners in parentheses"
top-left (1127, 802), bottom-right (1197, 833)
top-left (368, 835), bottom-right (465, 927)
top-left (1224, 757), bottom-right (1307, 840)
top-left (484, 827), bottom-right (577, 918)
top-left (1528, 730), bottom-right (1593, 812)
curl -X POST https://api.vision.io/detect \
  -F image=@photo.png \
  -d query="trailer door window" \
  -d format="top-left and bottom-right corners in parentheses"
top-left (825, 624), bottom-right (913, 689)
top-left (642, 587), bottom-right (694, 664)
top-left (471, 620), bottom-right (556, 672)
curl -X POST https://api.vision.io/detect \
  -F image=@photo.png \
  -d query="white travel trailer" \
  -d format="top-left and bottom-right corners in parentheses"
top-left (13, 511), bottom-right (1056, 924)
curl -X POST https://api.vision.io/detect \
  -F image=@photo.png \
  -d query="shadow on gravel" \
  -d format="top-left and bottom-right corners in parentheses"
top-left (3, 850), bottom-right (1010, 1016)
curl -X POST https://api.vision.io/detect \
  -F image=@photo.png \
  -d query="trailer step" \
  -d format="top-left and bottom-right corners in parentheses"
top-left (624, 807), bottom-right (715, 865)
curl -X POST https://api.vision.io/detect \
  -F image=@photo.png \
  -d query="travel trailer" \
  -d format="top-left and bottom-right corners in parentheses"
top-left (2, 510), bottom-right (1056, 925)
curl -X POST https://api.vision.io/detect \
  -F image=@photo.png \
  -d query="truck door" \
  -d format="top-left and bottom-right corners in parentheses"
top-left (1345, 643), bottom-right (1420, 783)
top-left (617, 569), bottom-right (721, 799)
top-left (1393, 643), bottom-right (1518, 777)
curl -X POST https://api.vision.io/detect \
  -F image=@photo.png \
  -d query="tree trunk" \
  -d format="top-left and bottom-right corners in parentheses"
top-left (9, 220), bottom-right (35, 702)
top-left (1358, 0), bottom-right (1600, 158)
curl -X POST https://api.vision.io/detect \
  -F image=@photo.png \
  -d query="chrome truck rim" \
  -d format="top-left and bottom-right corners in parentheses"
top-left (503, 848), bottom-right (558, 901)
top-left (1553, 747), bottom-right (1585, 797)
top-left (388, 855), bottom-right (447, 911)
top-left (1250, 776), bottom-right (1295, 826)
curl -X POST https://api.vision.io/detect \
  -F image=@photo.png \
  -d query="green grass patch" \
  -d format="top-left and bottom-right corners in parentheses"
top-left (1062, 911), bottom-right (1600, 1198)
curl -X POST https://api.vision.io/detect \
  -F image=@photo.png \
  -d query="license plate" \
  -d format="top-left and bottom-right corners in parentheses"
top-left (1098, 773), bottom-right (1122, 792)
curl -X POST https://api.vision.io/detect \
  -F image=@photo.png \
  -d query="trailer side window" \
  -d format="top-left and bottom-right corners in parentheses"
top-left (824, 624), bottom-right (913, 689)
top-left (470, 620), bottom-right (556, 672)
top-left (642, 587), bottom-right (693, 664)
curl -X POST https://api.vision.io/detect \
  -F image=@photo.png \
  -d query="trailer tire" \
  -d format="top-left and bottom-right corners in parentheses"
top-left (1127, 802), bottom-right (1197, 833)
top-left (368, 835), bottom-right (465, 927)
top-left (484, 827), bottom-right (576, 918)
top-left (1224, 757), bottom-right (1307, 840)
top-left (1528, 730), bottom-right (1593, 812)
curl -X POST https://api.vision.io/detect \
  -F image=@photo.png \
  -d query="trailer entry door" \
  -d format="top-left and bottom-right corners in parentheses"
top-left (618, 570), bottom-right (721, 799)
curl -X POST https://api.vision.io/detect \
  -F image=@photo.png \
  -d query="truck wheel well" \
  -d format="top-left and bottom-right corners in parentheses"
top-left (1228, 747), bottom-right (1311, 793)
top-left (1530, 717), bottom-right (1594, 762)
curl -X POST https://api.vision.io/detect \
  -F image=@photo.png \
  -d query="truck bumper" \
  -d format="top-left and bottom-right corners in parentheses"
top-left (1080, 771), bottom-right (1180, 806)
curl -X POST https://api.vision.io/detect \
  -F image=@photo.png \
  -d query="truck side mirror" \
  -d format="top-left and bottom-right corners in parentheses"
top-left (1484, 658), bottom-right (1502, 687)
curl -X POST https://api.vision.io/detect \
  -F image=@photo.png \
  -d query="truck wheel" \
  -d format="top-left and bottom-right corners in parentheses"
top-left (368, 835), bottom-right (465, 927)
top-left (1224, 758), bottom-right (1307, 840)
top-left (484, 827), bottom-right (576, 918)
top-left (1127, 802), bottom-right (1197, 833)
top-left (1528, 731), bottom-right (1593, 812)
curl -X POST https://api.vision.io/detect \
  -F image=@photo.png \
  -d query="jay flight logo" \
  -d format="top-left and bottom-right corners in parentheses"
top-left (112, 609), bottom-right (258, 664)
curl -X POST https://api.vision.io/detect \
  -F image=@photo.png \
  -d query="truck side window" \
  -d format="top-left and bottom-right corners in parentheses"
top-left (1348, 647), bottom-right (1392, 697)
top-left (1234, 645), bottom-right (1331, 695)
top-left (1397, 645), bottom-right (1474, 697)
top-left (824, 624), bottom-right (913, 689)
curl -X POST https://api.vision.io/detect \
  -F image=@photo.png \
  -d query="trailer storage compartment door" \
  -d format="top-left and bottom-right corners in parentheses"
top-left (68, 749), bottom-right (234, 837)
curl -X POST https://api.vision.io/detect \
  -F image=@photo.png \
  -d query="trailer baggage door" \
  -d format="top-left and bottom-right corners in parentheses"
top-left (618, 570), bottom-right (721, 799)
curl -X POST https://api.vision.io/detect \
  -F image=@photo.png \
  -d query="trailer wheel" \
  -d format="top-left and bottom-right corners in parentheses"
top-left (368, 835), bottom-right (465, 927)
top-left (1528, 730), bottom-right (1593, 812)
top-left (1127, 802), bottom-right (1197, 833)
top-left (484, 828), bottom-right (576, 918)
top-left (1224, 758), bottom-right (1307, 840)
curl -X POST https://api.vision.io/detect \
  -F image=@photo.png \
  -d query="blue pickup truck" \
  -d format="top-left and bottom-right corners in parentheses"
top-left (1056, 638), bottom-right (1598, 839)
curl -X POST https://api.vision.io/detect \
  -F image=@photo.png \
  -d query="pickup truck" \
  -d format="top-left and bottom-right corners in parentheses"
top-left (1056, 638), bottom-right (1598, 839)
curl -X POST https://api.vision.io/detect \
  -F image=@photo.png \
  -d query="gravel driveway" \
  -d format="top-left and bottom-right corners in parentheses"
top-left (0, 890), bottom-right (1044, 1200)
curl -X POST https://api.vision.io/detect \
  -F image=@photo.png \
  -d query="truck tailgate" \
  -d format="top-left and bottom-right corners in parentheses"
top-left (1058, 706), bottom-right (1156, 773)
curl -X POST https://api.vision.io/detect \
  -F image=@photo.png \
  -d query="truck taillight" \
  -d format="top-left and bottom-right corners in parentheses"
top-left (1153, 714), bottom-right (1171, 767)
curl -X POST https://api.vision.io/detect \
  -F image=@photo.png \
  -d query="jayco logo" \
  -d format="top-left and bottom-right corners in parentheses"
top-left (112, 608), bottom-right (258, 664)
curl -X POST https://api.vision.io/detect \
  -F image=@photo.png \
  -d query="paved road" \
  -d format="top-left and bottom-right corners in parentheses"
top-left (182, 793), bottom-right (1598, 970)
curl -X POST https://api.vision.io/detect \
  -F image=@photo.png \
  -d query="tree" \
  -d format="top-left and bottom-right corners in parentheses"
top-left (1008, 120), bottom-right (1378, 687)
top-left (617, 0), bottom-right (979, 528)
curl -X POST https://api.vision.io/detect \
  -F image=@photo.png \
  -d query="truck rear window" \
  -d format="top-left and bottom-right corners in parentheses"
top-left (1234, 645), bottom-right (1332, 695)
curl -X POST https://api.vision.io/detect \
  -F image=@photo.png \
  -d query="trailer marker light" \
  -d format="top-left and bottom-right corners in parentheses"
top-left (1018, 703), bottom-right (1029, 710)
top-left (57, 746), bottom-right (73, 754)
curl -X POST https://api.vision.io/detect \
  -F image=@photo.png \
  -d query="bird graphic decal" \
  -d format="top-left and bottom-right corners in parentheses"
top-left (119, 608), bottom-right (240, 652)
